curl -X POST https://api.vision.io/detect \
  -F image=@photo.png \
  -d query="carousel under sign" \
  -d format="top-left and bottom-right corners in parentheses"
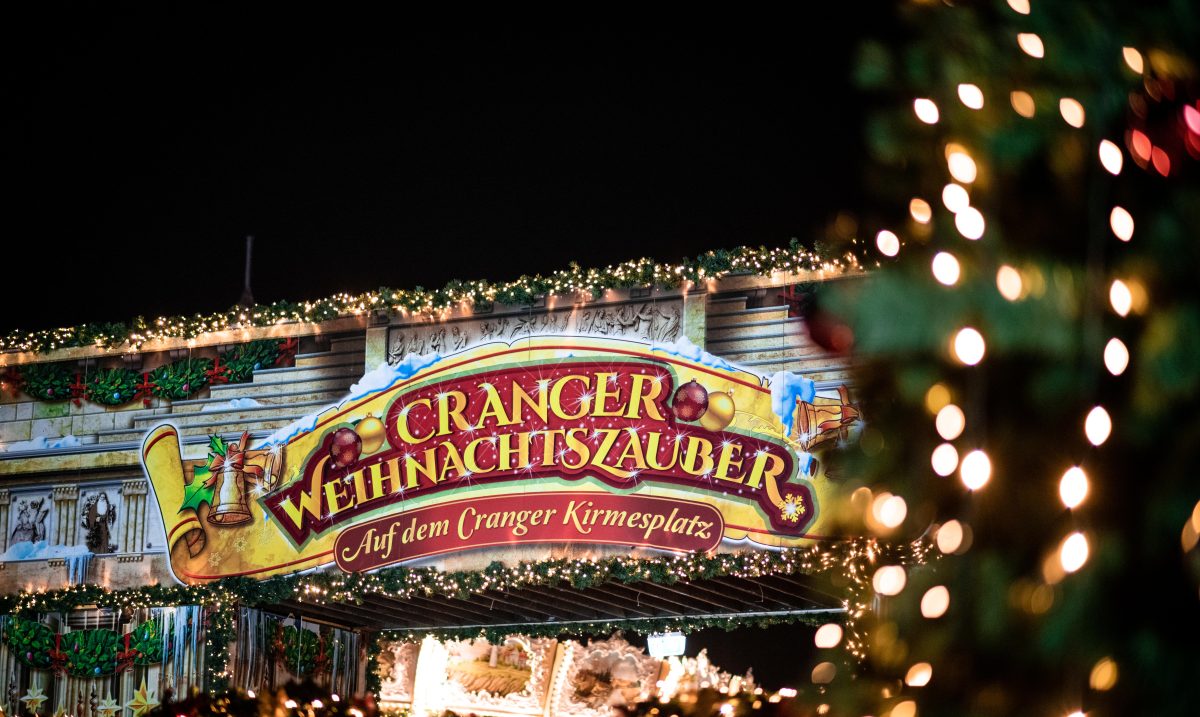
top-left (141, 336), bottom-right (859, 584)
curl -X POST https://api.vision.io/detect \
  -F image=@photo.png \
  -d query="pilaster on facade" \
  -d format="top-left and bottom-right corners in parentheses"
top-left (0, 489), bottom-right (10, 553)
top-left (120, 479), bottom-right (149, 553)
top-left (51, 484), bottom-right (79, 546)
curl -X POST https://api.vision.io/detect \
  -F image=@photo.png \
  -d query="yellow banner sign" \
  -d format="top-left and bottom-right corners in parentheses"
top-left (141, 337), bottom-right (858, 584)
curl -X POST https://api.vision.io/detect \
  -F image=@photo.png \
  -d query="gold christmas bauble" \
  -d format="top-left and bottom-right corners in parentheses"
top-left (699, 390), bottom-right (736, 431)
top-left (355, 415), bottom-right (387, 453)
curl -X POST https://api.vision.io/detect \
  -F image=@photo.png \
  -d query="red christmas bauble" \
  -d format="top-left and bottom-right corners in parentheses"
top-left (329, 427), bottom-right (362, 468)
top-left (672, 379), bottom-right (709, 422)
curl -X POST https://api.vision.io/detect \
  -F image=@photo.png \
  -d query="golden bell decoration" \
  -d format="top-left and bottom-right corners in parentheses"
top-left (795, 385), bottom-right (861, 451)
top-left (207, 464), bottom-right (252, 525)
top-left (699, 389), bottom-right (736, 432)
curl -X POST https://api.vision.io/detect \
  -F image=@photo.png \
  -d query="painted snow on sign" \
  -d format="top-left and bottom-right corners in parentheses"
top-left (650, 336), bottom-right (737, 372)
top-left (769, 371), bottom-right (816, 438)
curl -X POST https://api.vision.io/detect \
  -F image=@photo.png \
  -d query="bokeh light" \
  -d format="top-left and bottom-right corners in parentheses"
top-left (960, 449), bottom-right (992, 490)
top-left (1104, 337), bottom-right (1129, 375)
top-left (914, 98), bottom-right (940, 124)
top-left (953, 327), bottom-right (986, 365)
top-left (957, 83), bottom-right (984, 110)
top-left (935, 404), bottom-right (965, 440)
top-left (872, 565), bottom-right (907, 596)
top-left (909, 197), bottom-right (933, 224)
top-left (1060, 532), bottom-right (1090, 573)
top-left (1110, 279), bottom-right (1132, 316)
top-left (931, 443), bottom-right (959, 477)
top-left (932, 252), bottom-right (961, 286)
top-left (1099, 140), bottom-right (1124, 174)
top-left (1010, 90), bottom-right (1036, 117)
top-left (876, 230), bottom-right (901, 257)
top-left (936, 521), bottom-right (964, 554)
top-left (996, 265), bottom-right (1023, 300)
top-left (1090, 657), bottom-right (1119, 691)
top-left (1110, 206), bottom-right (1134, 241)
top-left (905, 663), bottom-right (933, 687)
top-left (814, 623), bottom-right (843, 649)
top-left (955, 206), bottom-right (986, 239)
top-left (1059, 98), bottom-right (1086, 127)
top-left (1085, 406), bottom-right (1112, 446)
top-left (921, 586), bottom-right (950, 618)
top-left (1018, 33), bottom-right (1045, 58)
top-left (942, 183), bottom-right (970, 213)
top-left (1059, 466), bottom-right (1089, 509)
top-left (1123, 47), bottom-right (1144, 74)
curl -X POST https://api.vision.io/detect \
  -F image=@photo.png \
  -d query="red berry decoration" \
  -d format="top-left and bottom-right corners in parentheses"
top-left (328, 427), bottom-right (362, 468)
top-left (671, 379), bottom-right (709, 422)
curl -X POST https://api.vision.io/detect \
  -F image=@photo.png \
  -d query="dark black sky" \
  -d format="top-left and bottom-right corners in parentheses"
top-left (1, 8), bottom-right (875, 333)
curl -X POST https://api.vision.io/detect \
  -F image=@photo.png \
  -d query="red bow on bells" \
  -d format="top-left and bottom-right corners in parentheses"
top-left (203, 431), bottom-right (265, 487)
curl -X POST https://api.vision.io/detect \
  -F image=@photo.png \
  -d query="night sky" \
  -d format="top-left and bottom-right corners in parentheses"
top-left (2, 9), bottom-right (873, 333)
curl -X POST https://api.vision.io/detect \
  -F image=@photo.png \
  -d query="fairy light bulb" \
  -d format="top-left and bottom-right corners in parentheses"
top-left (921, 585), bottom-right (950, 617)
top-left (942, 183), bottom-right (970, 213)
top-left (914, 98), bottom-right (940, 124)
top-left (1018, 33), bottom-right (1045, 58)
top-left (1110, 207), bottom-right (1134, 241)
top-left (955, 206), bottom-right (985, 239)
top-left (932, 252), bottom-right (961, 286)
top-left (957, 83), bottom-right (984, 110)
top-left (953, 327), bottom-right (986, 365)
top-left (876, 230), bottom-right (901, 257)
top-left (931, 443), bottom-right (959, 477)
top-left (1085, 406), bottom-right (1112, 446)
top-left (960, 449), bottom-right (992, 490)
top-left (1110, 280), bottom-right (1133, 316)
top-left (1099, 140), bottom-right (1124, 175)
top-left (1059, 466), bottom-right (1089, 509)
top-left (1104, 338), bottom-right (1129, 375)
top-left (1060, 532), bottom-right (1089, 573)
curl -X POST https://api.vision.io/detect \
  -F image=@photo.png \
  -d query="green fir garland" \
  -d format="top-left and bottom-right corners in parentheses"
top-left (85, 368), bottom-right (139, 406)
top-left (19, 363), bottom-right (73, 402)
top-left (150, 358), bottom-right (213, 401)
top-left (223, 340), bottom-right (281, 383)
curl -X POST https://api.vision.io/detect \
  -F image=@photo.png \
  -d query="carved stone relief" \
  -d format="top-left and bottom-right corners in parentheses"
top-left (387, 301), bottom-right (682, 365)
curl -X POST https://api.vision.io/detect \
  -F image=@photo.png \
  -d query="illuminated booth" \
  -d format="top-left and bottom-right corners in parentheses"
top-left (0, 247), bottom-right (927, 716)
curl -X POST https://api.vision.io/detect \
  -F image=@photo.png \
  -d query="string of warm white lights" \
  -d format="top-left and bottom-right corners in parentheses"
top-left (858, 1), bottom-right (1175, 714)
top-left (0, 241), bottom-right (860, 356)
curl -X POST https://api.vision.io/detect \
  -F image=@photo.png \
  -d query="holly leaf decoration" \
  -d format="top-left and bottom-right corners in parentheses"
top-left (179, 469), bottom-right (215, 514)
top-left (208, 435), bottom-right (227, 457)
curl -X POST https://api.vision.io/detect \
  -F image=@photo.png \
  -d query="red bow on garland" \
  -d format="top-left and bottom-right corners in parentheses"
top-left (115, 632), bottom-right (139, 673)
top-left (203, 431), bottom-right (264, 487)
top-left (276, 337), bottom-right (299, 366)
top-left (205, 356), bottom-right (231, 385)
top-left (48, 633), bottom-right (67, 676)
top-left (134, 372), bottom-right (157, 408)
top-left (70, 372), bottom-right (87, 406)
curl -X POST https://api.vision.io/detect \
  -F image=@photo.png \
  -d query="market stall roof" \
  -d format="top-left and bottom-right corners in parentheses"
top-left (265, 572), bottom-right (846, 632)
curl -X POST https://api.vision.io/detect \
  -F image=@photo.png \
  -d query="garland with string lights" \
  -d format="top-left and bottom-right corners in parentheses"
top-left (0, 241), bottom-right (860, 356)
top-left (0, 539), bottom-right (932, 695)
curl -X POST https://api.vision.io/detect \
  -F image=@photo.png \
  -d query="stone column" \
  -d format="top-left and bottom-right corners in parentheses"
top-left (0, 490), bottom-right (10, 553)
top-left (51, 485), bottom-right (79, 546)
top-left (120, 479), bottom-right (149, 553)
top-left (364, 325), bottom-right (389, 370)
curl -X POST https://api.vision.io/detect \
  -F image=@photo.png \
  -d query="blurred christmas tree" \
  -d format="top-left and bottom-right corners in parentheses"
top-left (800, 0), bottom-right (1200, 715)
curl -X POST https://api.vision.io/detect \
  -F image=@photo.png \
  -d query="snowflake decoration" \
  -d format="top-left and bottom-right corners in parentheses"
top-left (780, 494), bottom-right (806, 523)
top-left (233, 536), bottom-right (248, 553)
top-left (208, 550), bottom-right (224, 567)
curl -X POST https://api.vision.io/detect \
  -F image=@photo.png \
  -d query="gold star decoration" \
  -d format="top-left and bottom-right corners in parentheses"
top-left (95, 695), bottom-right (121, 717)
top-left (124, 679), bottom-right (159, 717)
top-left (20, 684), bottom-right (49, 716)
